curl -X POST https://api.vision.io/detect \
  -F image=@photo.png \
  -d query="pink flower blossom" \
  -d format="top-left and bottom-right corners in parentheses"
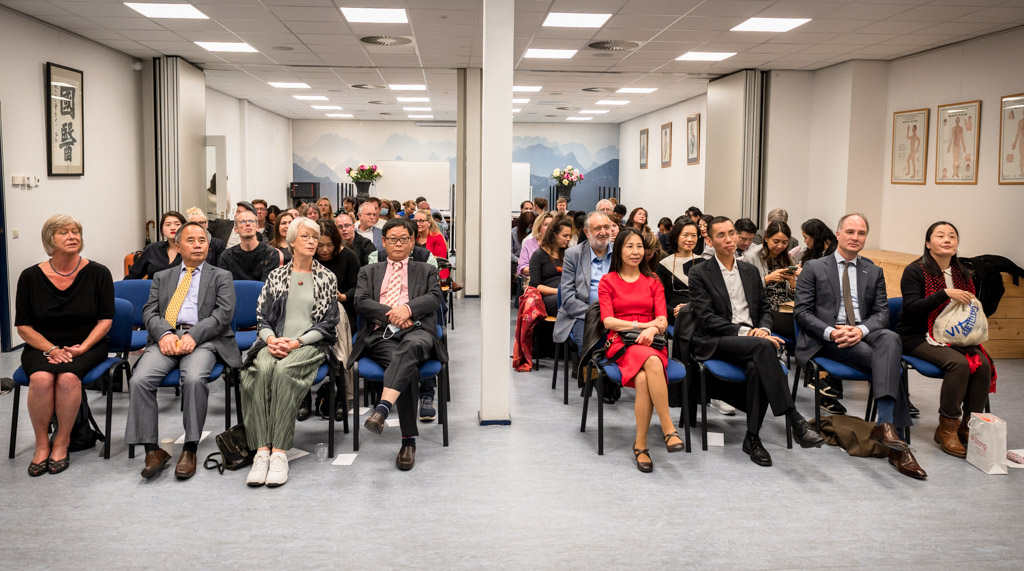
top-left (579, 174), bottom-right (584, 180)
top-left (345, 167), bottom-right (352, 173)
top-left (359, 163), bottom-right (366, 170)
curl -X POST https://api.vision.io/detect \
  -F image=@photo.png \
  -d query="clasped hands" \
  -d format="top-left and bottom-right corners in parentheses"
top-left (45, 344), bottom-right (86, 364)
top-left (829, 325), bottom-right (864, 349)
top-left (159, 333), bottom-right (197, 356)
top-left (747, 327), bottom-right (784, 349)
top-left (385, 304), bottom-right (414, 330)
top-left (266, 335), bottom-right (301, 359)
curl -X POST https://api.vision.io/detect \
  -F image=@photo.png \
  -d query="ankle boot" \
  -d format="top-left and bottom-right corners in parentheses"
top-left (958, 415), bottom-right (971, 447)
top-left (934, 415), bottom-right (966, 458)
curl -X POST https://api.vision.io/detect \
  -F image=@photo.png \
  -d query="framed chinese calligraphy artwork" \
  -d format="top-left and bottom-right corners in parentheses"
top-left (45, 63), bottom-right (84, 176)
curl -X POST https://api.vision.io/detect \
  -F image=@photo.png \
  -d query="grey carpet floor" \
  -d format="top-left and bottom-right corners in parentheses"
top-left (1, 298), bottom-right (1021, 569)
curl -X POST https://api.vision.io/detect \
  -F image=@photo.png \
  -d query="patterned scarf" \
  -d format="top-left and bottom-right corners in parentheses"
top-left (920, 261), bottom-right (997, 391)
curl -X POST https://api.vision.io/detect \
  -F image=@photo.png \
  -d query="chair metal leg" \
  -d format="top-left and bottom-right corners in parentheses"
top-left (129, 444), bottom-right (135, 459)
top-left (439, 367), bottom-right (449, 447)
top-left (551, 342), bottom-right (560, 390)
top-left (563, 343), bottom-right (570, 405)
top-left (791, 364), bottom-right (802, 401)
top-left (700, 365), bottom-right (708, 451)
top-left (104, 366), bottom-right (118, 459)
top-left (813, 363), bottom-right (822, 435)
top-left (596, 371), bottom-right (604, 456)
top-left (338, 366), bottom-right (350, 435)
top-left (785, 413), bottom-right (793, 449)
top-left (580, 376), bottom-right (592, 433)
top-left (9, 384), bottom-right (21, 459)
top-left (680, 377), bottom-right (691, 453)
top-left (328, 368), bottom-right (336, 458)
top-left (224, 374), bottom-right (232, 431)
top-left (352, 363), bottom-right (360, 452)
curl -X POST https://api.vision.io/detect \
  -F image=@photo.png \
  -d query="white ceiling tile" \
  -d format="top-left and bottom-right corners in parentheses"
top-left (914, 21), bottom-right (997, 34)
top-left (754, 1), bottom-right (844, 18)
top-left (688, 0), bottom-right (772, 18)
top-left (86, 16), bottom-right (165, 30)
top-left (0, 0), bottom-right (72, 17)
top-left (268, 6), bottom-right (343, 22)
top-left (794, 18), bottom-right (871, 33)
top-left (58, 1), bottom-right (138, 18)
top-left (890, 5), bottom-right (980, 21)
top-left (852, 20), bottom-right (937, 34)
top-left (119, 29), bottom-right (187, 42)
top-left (958, 6), bottom-right (1024, 21)
top-left (669, 16), bottom-right (746, 31)
top-left (882, 33), bottom-right (958, 46)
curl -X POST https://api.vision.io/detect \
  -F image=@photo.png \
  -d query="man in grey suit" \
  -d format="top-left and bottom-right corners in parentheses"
top-left (554, 211), bottom-right (614, 355)
top-left (356, 200), bottom-right (384, 250)
top-left (352, 218), bottom-right (446, 471)
top-left (125, 223), bottom-right (241, 480)
top-left (795, 213), bottom-right (925, 479)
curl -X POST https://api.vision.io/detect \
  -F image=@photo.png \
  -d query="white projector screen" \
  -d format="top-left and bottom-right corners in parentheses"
top-left (371, 160), bottom-right (451, 211)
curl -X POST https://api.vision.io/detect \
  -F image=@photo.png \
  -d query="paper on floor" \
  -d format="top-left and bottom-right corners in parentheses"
top-left (174, 431), bottom-right (210, 444)
top-left (286, 448), bottom-right (309, 461)
top-left (332, 454), bottom-right (358, 466)
top-left (706, 432), bottom-right (725, 447)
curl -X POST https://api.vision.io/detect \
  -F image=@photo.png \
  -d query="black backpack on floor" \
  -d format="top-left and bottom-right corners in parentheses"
top-left (50, 388), bottom-right (105, 452)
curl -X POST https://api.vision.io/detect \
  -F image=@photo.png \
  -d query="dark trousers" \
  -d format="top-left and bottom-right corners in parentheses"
top-left (708, 336), bottom-right (794, 434)
top-left (363, 328), bottom-right (435, 437)
top-left (817, 328), bottom-right (911, 427)
top-left (910, 343), bottom-right (991, 419)
top-left (771, 311), bottom-right (796, 341)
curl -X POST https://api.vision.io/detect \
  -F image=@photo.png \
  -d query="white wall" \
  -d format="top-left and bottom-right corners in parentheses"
top-left (705, 73), bottom-right (748, 219)
top-left (763, 71), bottom-right (813, 228)
top-left (618, 95), bottom-right (706, 223)
top-left (806, 63), bottom-right (854, 231)
top-left (0, 7), bottom-right (144, 344)
top-left (881, 27), bottom-right (1024, 261)
top-left (206, 89), bottom-right (291, 213)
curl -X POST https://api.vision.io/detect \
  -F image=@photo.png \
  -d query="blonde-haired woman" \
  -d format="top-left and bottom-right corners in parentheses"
top-left (316, 197), bottom-right (334, 219)
top-left (517, 211), bottom-right (556, 278)
top-left (16, 215), bottom-right (115, 476)
top-left (414, 209), bottom-right (450, 280)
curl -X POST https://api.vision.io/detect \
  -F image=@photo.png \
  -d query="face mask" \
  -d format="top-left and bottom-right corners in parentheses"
top-left (380, 208), bottom-right (389, 216)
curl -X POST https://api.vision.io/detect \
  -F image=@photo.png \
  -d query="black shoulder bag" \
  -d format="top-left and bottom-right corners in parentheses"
top-left (203, 424), bottom-right (253, 474)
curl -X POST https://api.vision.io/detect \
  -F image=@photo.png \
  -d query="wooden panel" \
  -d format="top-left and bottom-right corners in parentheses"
top-left (981, 340), bottom-right (1024, 359)
top-left (992, 296), bottom-right (1024, 317)
top-left (988, 318), bottom-right (1024, 340)
top-left (1003, 274), bottom-right (1023, 297)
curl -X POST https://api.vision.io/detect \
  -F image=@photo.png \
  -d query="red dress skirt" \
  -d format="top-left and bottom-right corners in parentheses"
top-left (598, 272), bottom-right (668, 387)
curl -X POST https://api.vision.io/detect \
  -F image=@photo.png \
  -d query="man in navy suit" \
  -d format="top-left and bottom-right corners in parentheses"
top-left (689, 217), bottom-right (823, 466)
top-left (795, 213), bottom-right (924, 479)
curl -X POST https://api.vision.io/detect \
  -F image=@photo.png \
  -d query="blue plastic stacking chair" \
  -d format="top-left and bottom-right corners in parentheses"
top-left (698, 358), bottom-right (793, 451)
top-left (113, 279), bottom-right (153, 351)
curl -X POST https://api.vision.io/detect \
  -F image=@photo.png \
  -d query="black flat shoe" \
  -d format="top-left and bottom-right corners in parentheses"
top-left (48, 456), bottom-right (70, 475)
top-left (663, 431), bottom-right (685, 453)
top-left (28, 459), bottom-right (49, 477)
top-left (633, 448), bottom-right (653, 473)
top-left (296, 393), bottom-right (311, 422)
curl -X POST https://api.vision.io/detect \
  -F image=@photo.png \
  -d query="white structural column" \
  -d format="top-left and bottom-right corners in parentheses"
top-left (457, 68), bottom-right (483, 296)
top-left (478, 0), bottom-right (513, 424)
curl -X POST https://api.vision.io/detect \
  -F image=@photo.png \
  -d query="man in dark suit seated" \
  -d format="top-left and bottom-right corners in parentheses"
top-left (351, 218), bottom-right (447, 471)
top-left (689, 217), bottom-right (824, 466)
top-left (336, 212), bottom-right (375, 266)
top-left (795, 213), bottom-right (924, 479)
top-left (125, 222), bottom-right (242, 480)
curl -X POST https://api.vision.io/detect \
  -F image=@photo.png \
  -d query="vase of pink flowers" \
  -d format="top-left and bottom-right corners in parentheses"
top-left (551, 165), bottom-right (583, 201)
top-left (346, 164), bottom-right (382, 198)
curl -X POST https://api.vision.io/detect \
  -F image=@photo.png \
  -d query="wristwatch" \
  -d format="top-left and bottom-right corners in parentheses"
top-left (43, 346), bottom-right (58, 357)
top-left (632, 320), bottom-right (638, 331)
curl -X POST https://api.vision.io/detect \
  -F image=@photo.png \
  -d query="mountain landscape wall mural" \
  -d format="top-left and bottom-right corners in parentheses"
top-left (293, 121), bottom-right (620, 212)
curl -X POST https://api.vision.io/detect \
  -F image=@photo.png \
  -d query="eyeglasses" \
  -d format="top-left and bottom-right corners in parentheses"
top-left (384, 236), bottom-right (412, 245)
top-left (336, 223), bottom-right (354, 230)
top-left (237, 219), bottom-right (257, 226)
top-left (297, 233), bottom-right (320, 242)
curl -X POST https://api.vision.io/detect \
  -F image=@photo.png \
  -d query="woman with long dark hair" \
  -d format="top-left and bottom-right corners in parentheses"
top-left (794, 218), bottom-right (836, 263)
top-left (598, 228), bottom-right (682, 473)
top-left (126, 211), bottom-right (186, 279)
top-left (529, 218), bottom-right (573, 316)
top-left (748, 221), bottom-right (798, 339)
top-left (896, 221), bottom-right (993, 459)
top-left (656, 220), bottom-right (703, 317)
top-left (626, 207), bottom-right (650, 233)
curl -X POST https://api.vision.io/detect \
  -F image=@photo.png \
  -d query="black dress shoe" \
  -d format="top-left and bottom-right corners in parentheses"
top-left (633, 448), bottom-right (653, 473)
top-left (792, 418), bottom-right (825, 448)
top-left (296, 393), bottom-right (311, 422)
top-left (742, 433), bottom-right (772, 466)
top-left (364, 411), bottom-right (386, 435)
top-left (396, 444), bottom-right (415, 471)
top-left (335, 405), bottom-right (346, 422)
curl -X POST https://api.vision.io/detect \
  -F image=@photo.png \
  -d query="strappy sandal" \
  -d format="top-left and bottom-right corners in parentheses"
top-left (664, 431), bottom-right (685, 453)
top-left (28, 458), bottom-right (49, 477)
top-left (633, 448), bottom-right (653, 473)
top-left (48, 456), bottom-right (70, 475)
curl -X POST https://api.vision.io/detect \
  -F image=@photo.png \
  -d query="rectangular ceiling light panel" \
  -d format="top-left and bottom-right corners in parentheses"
top-left (125, 3), bottom-right (208, 19)
top-left (524, 48), bottom-right (577, 59)
top-left (340, 8), bottom-right (408, 24)
top-left (396, 97), bottom-right (429, 102)
top-left (269, 82), bottom-right (310, 89)
top-left (596, 99), bottom-right (629, 106)
top-left (676, 51), bottom-right (735, 61)
top-left (731, 18), bottom-right (810, 33)
top-left (616, 87), bottom-right (656, 94)
top-left (326, 113), bottom-right (354, 118)
top-left (312, 105), bottom-right (342, 110)
top-left (542, 12), bottom-right (611, 28)
top-left (513, 86), bottom-right (542, 92)
top-left (389, 84), bottom-right (426, 91)
top-left (195, 41), bottom-right (257, 52)
top-left (294, 95), bottom-right (329, 101)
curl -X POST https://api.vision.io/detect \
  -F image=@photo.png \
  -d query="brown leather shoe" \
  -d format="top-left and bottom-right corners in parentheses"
top-left (141, 449), bottom-right (171, 479)
top-left (364, 411), bottom-right (387, 435)
top-left (396, 444), bottom-right (415, 471)
top-left (869, 422), bottom-right (909, 451)
top-left (934, 416), bottom-right (967, 458)
top-left (175, 450), bottom-right (197, 480)
top-left (888, 448), bottom-right (927, 479)
top-left (958, 415), bottom-right (971, 447)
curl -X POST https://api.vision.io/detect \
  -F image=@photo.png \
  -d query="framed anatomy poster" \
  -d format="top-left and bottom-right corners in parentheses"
top-left (639, 128), bottom-right (648, 169)
top-left (686, 114), bottom-right (700, 165)
top-left (999, 92), bottom-right (1024, 185)
top-left (45, 62), bottom-right (84, 176)
top-left (660, 122), bottom-right (672, 168)
top-left (891, 108), bottom-right (928, 184)
top-left (935, 100), bottom-right (980, 185)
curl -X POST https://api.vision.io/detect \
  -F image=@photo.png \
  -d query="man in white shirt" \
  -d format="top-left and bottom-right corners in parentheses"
top-left (356, 199), bottom-right (383, 250)
top-left (689, 217), bottom-right (824, 467)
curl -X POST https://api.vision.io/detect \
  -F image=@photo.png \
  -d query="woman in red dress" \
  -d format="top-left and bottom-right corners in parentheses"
top-left (599, 228), bottom-right (684, 473)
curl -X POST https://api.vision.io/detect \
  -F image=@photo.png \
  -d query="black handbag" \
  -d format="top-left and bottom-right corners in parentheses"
top-left (612, 330), bottom-right (667, 352)
top-left (203, 424), bottom-right (253, 474)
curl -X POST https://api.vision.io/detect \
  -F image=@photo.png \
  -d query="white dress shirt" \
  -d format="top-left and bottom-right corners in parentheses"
top-left (715, 255), bottom-right (761, 336)
top-left (823, 251), bottom-right (870, 341)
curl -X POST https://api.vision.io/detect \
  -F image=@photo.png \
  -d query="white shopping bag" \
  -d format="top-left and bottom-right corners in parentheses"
top-left (966, 413), bottom-right (1008, 475)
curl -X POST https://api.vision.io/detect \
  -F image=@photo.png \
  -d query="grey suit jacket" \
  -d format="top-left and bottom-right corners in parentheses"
top-left (143, 263), bottom-right (242, 368)
top-left (348, 259), bottom-right (447, 367)
top-left (359, 225), bottom-right (383, 251)
top-left (793, 254), bottom-right (889, 366)
top-left (688, 257), bottom-right (774, 361)
top-left (553, 242), bottom-right (607, 342)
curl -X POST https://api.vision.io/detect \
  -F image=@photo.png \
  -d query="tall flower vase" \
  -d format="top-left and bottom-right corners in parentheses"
top-left (557, 185), bottom-right (574, 201)
top-left (354, 180), bottom-right (372, 199)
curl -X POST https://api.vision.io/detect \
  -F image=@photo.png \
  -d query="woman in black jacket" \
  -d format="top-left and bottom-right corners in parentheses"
top-left (896, 221), bottom-right (992, 459)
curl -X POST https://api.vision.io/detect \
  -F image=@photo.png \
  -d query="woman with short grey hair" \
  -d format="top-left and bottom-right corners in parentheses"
top-left (239, 217), bottom-right (339, 487)
top-left (15, 214), bottom-right (115, 476)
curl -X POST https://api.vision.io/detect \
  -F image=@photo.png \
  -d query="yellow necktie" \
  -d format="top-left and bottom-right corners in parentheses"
top-left (164, 267), bottom-right (196, 328)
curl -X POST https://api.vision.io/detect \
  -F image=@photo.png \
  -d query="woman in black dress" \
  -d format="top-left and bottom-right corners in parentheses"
top-left (126, 211), bottom-right (185, 279)
top-left (529, 217), bottom-right (573, 316)
top-left (15, 215), bottom-right (115, 476)
top-left (314, 221), bottom-right (359, 330)
top-left (656, 220), bottom-right (702, 318)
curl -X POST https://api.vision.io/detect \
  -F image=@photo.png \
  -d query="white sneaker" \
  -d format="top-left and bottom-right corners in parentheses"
top-left (246, 450), bottom-right (271, 487)
top-left (265, 451), bottom-right (289, 488)
top-left (711, 399), bottom-right (736, 416)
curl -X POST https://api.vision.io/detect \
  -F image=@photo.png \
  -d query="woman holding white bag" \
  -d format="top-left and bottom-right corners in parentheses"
top-left (896, 221), bottom-right (995, 459)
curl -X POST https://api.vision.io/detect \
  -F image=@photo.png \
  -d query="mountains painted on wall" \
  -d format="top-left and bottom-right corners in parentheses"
top-left (294, 132), bottom-right (457, 185)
